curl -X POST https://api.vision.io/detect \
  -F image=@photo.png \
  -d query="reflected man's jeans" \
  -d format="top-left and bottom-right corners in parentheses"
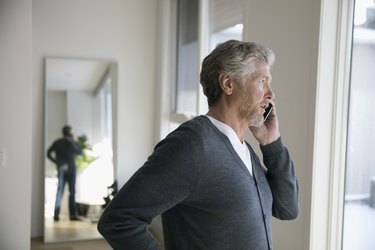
top-left (54, 164), bottom-right (77, 220)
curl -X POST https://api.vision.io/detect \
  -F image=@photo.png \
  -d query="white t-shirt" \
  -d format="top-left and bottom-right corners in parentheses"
top-left (206, 115), bottom-right (253, 176)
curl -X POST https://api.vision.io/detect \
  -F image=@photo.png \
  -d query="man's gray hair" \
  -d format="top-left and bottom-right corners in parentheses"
top-left (200, 40), bottom-right (275, 107)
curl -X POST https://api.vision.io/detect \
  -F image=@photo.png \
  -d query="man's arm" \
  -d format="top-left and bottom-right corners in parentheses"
top-left (250, 104), bottom-right (298, 219)
top-left (97, 134), bottom-right (198, 249)
top-left (70, 140), bottom-right (82, 155)
top-left (261, 137), bottom-right (299, 220)
top-left (46, 143), bottom-right (57, 165)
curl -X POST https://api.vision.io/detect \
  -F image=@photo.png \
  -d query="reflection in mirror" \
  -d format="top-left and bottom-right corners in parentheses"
top-left (44, 57), bottom-right (117, 243)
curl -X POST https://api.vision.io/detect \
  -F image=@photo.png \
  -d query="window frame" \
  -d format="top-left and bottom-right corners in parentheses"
top-left (159, 0), bottom-right (245, 137)
top-left (309, 0), bottom-right (354, 249)
top-left (169, 0), bottom-right (209, 124)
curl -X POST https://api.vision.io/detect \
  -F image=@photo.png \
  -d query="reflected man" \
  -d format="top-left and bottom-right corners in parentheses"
top-left (47, 125), bottom-right (82, 221)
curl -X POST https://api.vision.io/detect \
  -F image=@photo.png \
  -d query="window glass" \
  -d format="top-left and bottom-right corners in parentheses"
top-left (342, 1), bottom-right (375, 249)
top-left (208, 0), bottom-right (243, 52)
top-left (175, 0), bottom-right (199, 115)
top-left (173, 0), bottom-right (243, 116)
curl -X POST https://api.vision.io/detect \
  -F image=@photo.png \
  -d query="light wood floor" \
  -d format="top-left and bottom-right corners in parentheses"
top-left (31, 237), bottom-right (112, 250)
top-left (44, 217), bottom-right (102, 243)
top-left (32, 217), bottom-right (112, 249)
top-left (32, 219), bottom-right (163, 250)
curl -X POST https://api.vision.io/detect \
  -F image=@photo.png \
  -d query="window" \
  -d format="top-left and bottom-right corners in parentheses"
top-left (208, 0), bottom-right (243, 52)
top-left (342, 1), bottom-right (375, 249)
top-left (175, 0), bottom-right (199, 115)
top-left (172, 0), bottom-right (244, 121)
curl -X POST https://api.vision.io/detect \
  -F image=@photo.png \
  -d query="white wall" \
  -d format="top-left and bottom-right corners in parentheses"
top-left (32, 0), bottom-right (158, 237)
top-left (67, 90), bottom-right (94, 141)
top-left (244, 0), bottom-right (320, 249)
top-left (0, 1), bottom-right (32, 249)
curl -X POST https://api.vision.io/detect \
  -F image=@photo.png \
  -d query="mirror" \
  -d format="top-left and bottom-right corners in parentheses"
top-left (44, 57), bottom-right (117, 243)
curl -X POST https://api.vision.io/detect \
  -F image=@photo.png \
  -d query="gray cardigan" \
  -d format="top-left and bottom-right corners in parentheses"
top-left (98, 115), bottom-right (299, 250)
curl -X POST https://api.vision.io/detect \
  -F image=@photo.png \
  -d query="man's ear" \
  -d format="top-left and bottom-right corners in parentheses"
top-left (219, 73), bottom-right (233, 95)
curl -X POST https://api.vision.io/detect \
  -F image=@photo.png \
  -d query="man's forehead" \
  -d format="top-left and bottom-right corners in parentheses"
top-left (251, 67), bottom-right (272, 80)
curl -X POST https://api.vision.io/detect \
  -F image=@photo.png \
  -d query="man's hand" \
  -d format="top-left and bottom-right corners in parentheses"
top-left (250, 103), bottom-right (280, 145)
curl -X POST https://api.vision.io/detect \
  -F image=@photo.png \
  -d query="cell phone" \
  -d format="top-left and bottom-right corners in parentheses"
top-left (263, 103), bottom-right (273, 121)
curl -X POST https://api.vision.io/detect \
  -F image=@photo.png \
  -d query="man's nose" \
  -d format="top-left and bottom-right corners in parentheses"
top-left (265, 84), bottom-right (275, 100)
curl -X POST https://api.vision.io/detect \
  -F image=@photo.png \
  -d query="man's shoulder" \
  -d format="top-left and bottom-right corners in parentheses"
top-left (156, 116), bottom-right (212, 146)
top-left (51, 137), bottom-right (71, 147)
top-left (54, 137), bottom-right (66, 143)
top-left (174, 115), bottom-right (213, 137)
top-left (182, 115), bottom-right (211, 129)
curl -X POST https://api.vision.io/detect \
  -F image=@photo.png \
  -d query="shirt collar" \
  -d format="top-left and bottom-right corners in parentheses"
top-left (205, 115), bottom-right (244, 147)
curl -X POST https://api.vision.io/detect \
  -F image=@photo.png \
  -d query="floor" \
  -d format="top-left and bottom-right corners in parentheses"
top-left (33, 218), bottom-right (163, 250)
top-left (31, 237), bottom-right (111, 250)
top-left (44, 217), bottom-right (101, 243)
top-left (342, 202), bottom-right (375, 250)
top-left (32, 217), bottom-right (111, 250)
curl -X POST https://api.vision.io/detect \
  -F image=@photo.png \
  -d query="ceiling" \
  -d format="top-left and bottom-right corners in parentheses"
top-left (46, 58), bottom-right (110, 92)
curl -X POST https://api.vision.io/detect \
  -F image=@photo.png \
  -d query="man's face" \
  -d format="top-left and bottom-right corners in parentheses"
top-left (236, 63), bottom-right (274, 127)
top-left (65, 129), bottom-right (73, 138)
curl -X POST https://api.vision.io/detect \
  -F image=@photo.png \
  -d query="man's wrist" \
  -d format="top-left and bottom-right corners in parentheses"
top-left (259, 132), bottom-right (280, 146)
top-left (260, 137), bottom-right (284, 157)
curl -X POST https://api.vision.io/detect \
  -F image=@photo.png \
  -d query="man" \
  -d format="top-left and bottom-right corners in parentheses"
top-left (98, 40), bottom-right (299, 249)
top-left (47, 125), bottom-right (82, 221)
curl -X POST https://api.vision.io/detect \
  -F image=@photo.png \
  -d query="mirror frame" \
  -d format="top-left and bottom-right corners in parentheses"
top-left (43, 56), bottom-right (117, 243)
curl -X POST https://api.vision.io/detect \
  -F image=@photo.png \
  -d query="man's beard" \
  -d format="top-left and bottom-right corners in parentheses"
top-left (239, 91), bottom-right (263, 127)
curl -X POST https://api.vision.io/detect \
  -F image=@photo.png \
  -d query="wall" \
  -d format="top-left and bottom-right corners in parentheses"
top-left (67, 91), bottom-right (94, 141)
top-left (244, 0), bottom-right (320, 249)
top-left (32, 0), bottom-right (158, 237)
top-left (0, 1), bottom-right (32, 249)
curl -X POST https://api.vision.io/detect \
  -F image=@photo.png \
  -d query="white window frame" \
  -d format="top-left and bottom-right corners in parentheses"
top-left (157, 0), bottom-right (246, 141)
top-left (170, 0), bottom-right (209, 122)
top-left (309, 0), bottom-right (354, 249)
